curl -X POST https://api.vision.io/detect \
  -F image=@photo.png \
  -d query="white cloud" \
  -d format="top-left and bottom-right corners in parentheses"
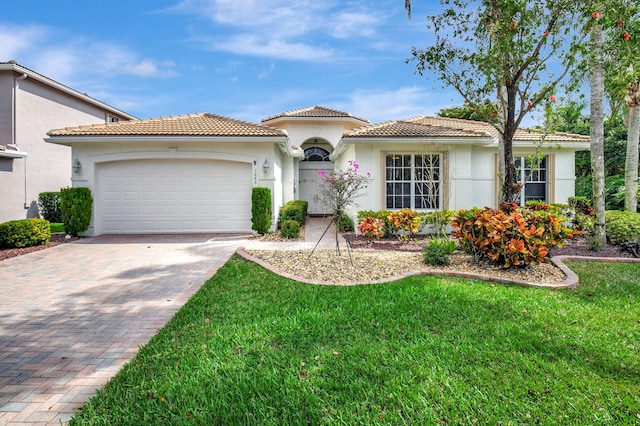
top-left (0, 23), bottom-right (176, 81)
top-left (171, 0), bottom-right (381, 61)
top-left (337, 86), bottom-right (464, 123)
top-left (330, 11), bottom-right (381, 39)
top-left (210, 34), bottom-right (334, 61)
top-left (258, 62), bottom-right (276, 79)
top-left (0, 25), bottom-right (48, 60)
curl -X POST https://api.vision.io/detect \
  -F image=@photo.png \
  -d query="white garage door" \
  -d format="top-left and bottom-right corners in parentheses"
top-left (98, 159), bottom-right (252, 233)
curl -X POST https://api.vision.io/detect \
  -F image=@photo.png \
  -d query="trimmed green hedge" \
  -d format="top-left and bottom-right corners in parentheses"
top-left (0, 218), bottom-right (51, 248)
top-left (251, 187), bottom-right (272, 234)
top-left (279, 200), bottom-right (308, 225)
top-left (38, 191), bottom-right (62, 223)
top-left (60, 187), bottom-right (93, 237)
top-left (281, 219), bottom-right (301, 239)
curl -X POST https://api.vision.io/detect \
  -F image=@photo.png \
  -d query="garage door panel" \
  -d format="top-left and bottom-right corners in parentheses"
top-left (98, 159), bottom-right (252, 233)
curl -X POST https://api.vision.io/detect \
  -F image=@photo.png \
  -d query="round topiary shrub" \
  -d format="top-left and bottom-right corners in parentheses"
top-left (281, 219), bottom-right (300, 239)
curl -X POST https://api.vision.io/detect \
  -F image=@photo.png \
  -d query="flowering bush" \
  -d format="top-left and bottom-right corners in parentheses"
top-left (317, 161), bottom-right (371, 214)
top-left (452, 207), bottom-right (579, 268)
top-left (357, 217), bottom-right (385, 241)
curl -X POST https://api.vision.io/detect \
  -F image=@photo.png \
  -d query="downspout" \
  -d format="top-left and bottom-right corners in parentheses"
top-left (13, 72), bottom-right (28, 209)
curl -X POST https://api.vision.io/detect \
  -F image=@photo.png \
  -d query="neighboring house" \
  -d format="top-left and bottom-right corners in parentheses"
top-left (46, 106), bottom-right (590, 236)
top-left (0, 60), bottom-right (135, 223)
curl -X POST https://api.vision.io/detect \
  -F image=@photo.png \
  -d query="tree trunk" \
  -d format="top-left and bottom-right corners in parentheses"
top-left (590, 23), bottom-right (607, 246)
top-left (624, 81), bottom-right (639, 213)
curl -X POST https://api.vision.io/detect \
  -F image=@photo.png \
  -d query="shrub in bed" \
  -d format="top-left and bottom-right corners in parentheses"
top-left (452, 207), bottom-right (579, 268)
top-left (337, 212), bottom-right (354, 233)
top-left (422, 235), bottom-right (457, 266)
top-left (357, 210), bottom-right (394, 237)
top-left (279, 201), bottom-right (307, 225)
top-left (388, 208), bottom-right (424, 241)
top-left (357, 217), bottom-right (385, 241)
top-left (281, 219), bottom-right (301, 239)
top-left (420, 210), bottom-right (455, 235)
top-left (38, 191), bottom-right (62, 223)
top-left (605, 211), bottom-right (640, 254)
top-left (60, 187), bottom-right (93, 237)
top-left (251, 187), bottom-right (272, 235)
top-left (0, 218), bottom-right (51, 248)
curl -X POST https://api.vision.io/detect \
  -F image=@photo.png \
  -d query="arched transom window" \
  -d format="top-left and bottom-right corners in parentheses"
top-left (303, 147), bottom-right (331, 162)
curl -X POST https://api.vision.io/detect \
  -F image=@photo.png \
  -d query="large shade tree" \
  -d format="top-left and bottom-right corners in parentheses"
top-left (404, 0), bottom-right (584, 202)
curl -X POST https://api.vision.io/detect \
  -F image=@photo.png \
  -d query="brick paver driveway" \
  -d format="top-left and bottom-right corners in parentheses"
top-left (0, 234), bottom-right (249, 425)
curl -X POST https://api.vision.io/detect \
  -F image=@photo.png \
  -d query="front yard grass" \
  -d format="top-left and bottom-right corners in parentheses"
top-left (71, 257), bottom-right (640, 425)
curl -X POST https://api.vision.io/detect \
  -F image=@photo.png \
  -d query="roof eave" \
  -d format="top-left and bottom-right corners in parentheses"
top-left (341, 137), bottom-right (496, 146)
top-left (512, 141), bottom-right (591, 150)
top-left (46, 135), bottom-right (288, 146)
top-left (0, 62), bottom-right (137, 120)
top-left (0, 150), bottom-right (28, 159)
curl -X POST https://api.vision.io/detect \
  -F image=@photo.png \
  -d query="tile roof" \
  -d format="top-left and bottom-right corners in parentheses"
top-left (48, 113), bottom-right (287, 137)
top-left (345, 119), bottom-right (489, 138)
top-left (406, 116), bottom-right (590, 143)
top-left (262, 106), bottom-right (369, 124)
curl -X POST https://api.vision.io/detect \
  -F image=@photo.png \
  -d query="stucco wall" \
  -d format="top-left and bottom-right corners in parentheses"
top-left (343, 142), bottom-right (577, 222)
top-left (0, 74), bottom-right (128, 223)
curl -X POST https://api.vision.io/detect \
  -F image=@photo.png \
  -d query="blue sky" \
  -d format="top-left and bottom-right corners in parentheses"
top-left (2, 0), bottom-right (475, 124)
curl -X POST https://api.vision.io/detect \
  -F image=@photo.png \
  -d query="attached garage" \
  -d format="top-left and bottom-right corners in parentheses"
top-left (97, 159), bottom-right (252, 234)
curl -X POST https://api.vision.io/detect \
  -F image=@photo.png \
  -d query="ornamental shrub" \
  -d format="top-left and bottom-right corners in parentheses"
top-left (421, 210), bottom-right (455, 235)
top-left (422, 234), bottom-right (457, 266)
top-left (60, 187), bottom-right (93, 237)
top-left (337, 212), bottom-right (354, 233)
top-left (251, 187), bottom-right (272, 234)
top-left (38, 191), bottom-right (62, 223)
top-left (281, 219), bottom-right (301, 239)
top-left (0, 218), bottom-right (51, 248)
top-left (279, 201), bottom-right (307, 225)
top-left (525, 200), bottom-right (549, 212)
top-left (451, 207), bottom-right (579, 268)
top-left (388, 208), bottom-right (424, 240)
top-left (357, 217), bottom-right (385, 241)
top-left (568, 196), bottom-right (592, 216)
top-left (357, 210), bottom-right (394, 236)
top-left (605, 210), bottom-right (640, 246)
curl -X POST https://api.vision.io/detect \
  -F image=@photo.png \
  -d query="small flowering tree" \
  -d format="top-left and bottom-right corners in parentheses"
top-left (315, 161), bottom-right (371, 254)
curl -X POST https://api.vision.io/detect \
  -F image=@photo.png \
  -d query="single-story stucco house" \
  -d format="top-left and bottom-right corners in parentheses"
top-left (46, 106), bottom-right (590, 236)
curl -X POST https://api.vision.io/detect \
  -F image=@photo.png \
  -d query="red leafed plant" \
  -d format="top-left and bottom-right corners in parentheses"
top-left (451, 207), bottom-right (580, 268)
top-left (357, 217), bottom-right (385, 241)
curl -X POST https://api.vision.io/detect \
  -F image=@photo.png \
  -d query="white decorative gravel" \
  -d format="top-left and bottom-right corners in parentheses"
top-left (243, 249), bottom-right (566, 286)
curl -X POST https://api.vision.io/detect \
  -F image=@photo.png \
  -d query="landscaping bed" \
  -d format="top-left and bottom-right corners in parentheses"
top-left (0, 234), bottom-right (79, 261)
top-left (346, 233), bottom-right (638, 258)
top-left (244, 248), bottom-right (567, 285)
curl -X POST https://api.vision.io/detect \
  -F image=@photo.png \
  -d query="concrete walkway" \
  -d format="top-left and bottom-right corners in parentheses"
top-left (0, 218), bottom-right (340, 425)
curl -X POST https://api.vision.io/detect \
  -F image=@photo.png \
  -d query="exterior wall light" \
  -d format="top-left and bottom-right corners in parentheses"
top-left (73, 158), bottom-right (82, 174)
top-left (262, 158), bottom-right (270, 174)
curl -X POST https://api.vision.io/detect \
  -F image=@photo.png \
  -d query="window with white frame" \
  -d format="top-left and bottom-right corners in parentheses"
top-left (515, 155), bottom-right (547, 205)
top-left (385, 153), bottom-right (441, 210)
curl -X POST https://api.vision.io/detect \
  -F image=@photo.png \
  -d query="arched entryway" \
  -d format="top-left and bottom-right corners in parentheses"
top-left (299, 143), bottom-right (333, 215)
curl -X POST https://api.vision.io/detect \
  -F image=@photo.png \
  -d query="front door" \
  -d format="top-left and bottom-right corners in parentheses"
top-left (299, 147), bottom-right (333, 215)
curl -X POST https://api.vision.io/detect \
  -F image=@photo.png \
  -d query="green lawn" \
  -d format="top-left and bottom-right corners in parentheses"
top-left (49, 222), bottom-right (65, 233)
top-left (70, 257), bottom-right (640, 425)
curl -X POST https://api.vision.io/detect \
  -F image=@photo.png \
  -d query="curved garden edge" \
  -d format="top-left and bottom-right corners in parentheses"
top-left (235, 248), bottom-right (640, 290)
